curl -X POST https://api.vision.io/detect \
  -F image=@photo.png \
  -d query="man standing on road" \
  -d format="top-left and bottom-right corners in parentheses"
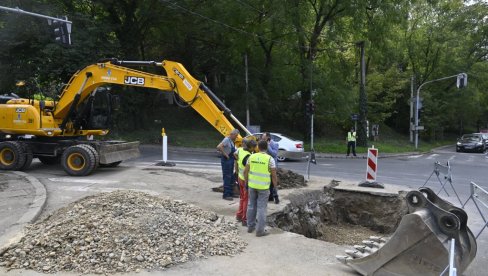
top-left (262, 132), bottom-right (280, 204)
top-left (217, 129), bottom-right (239, 200)
top-left (245, 140), bottom-right (278, 237)
top-left (234, 139), bottom-right (256, 226)
top-left (347, 127), bottom-right (357, 157)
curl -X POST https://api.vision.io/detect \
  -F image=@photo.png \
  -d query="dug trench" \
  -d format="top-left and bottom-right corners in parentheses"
top-left (267, 180), bottom-right (409, 245)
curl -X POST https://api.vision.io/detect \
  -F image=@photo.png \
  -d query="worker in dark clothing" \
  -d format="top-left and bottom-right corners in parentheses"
top-left (347, 127), bottom-right (357, 157)
top-left (217, 129), bottom-right (239, 200)
top-left (262, 132), bottom-right (280, 204)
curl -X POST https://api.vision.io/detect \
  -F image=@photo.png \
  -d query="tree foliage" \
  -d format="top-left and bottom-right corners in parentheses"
top-left (0, 0), bottom-right (487, 139)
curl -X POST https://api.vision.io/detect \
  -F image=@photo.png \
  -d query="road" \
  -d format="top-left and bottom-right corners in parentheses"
top-left (135, 145), bottom-right (488, 195)
top-left (15, 144), bottom-right (488, 275)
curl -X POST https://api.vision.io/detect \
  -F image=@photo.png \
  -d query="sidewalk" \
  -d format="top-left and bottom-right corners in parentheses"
top-left (0, 172), bottom-right (46, 254)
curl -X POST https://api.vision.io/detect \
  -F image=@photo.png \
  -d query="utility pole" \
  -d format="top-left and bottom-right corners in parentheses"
top-left (357, 41), bottom-right (367, 147)
top-left (410, 76), bottom-right (415, 143)
top-left (310, 52), bottom-right (314, 151)
top-left (244, 53), bottom-right (250, 128)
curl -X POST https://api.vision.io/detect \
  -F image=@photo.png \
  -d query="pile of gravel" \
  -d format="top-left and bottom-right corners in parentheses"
top-left (0, 190), bottom-right (246, 274)
top-left (277, 168), bottom-right (306, 189)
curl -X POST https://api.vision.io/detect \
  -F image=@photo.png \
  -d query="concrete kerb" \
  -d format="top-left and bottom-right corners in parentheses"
top-left (0, 171), bottom-right (47, 254)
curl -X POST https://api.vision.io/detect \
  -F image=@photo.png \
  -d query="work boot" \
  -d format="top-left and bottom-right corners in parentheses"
top-left (256, 230), bottom-right (269, 237)
top-left (247, 227), bottom-right (255, 233)
top-left (274, 197), bottom-right (280, 204)
top-left (242, 221), bottom-right (247, 227)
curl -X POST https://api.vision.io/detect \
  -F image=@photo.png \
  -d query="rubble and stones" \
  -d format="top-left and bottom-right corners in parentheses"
top-left (0, 190), bottom-right (246, 274)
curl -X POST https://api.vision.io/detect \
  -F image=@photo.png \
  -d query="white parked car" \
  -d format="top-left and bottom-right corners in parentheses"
top-left (252, 132), bottom-right (304, 161)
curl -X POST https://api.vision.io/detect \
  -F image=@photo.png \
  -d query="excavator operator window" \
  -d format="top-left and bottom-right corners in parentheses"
top-left (89, 88), bottom-right (111, 129)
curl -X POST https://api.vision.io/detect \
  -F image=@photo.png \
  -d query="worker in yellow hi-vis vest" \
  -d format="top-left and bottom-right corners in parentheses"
top-left (244, 140), bottom-right (278, 237)
top-left (347, 127), bottom-right (357, 157)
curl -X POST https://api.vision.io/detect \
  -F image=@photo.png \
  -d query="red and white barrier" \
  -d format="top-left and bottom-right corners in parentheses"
top-left (366, 146), bottom-right (378, 182)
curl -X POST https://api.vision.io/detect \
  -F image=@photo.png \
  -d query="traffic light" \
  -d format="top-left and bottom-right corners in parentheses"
top-left (50, 17), bottom-right (71, 45)
top-left (457, 73), bottom-right (467, 88)
top-left (305, 101), bottom-right (315, 117)
top-left (305, 102), bottom-right (311, 117)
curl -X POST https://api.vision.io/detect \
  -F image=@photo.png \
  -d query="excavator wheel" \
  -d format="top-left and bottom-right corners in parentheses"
top-left (18, 142), bottom-right (33, 171)
top-left (79, 144), bottom-right (100, 170)
top-left (0, 141), bottom-right (27, 171)
top-left (38, 156), bottom-right (61, 165)
top-left (61, 145), bottom-right (97, 176)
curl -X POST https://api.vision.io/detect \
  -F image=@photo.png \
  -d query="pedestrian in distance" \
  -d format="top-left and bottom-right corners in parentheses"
top-left (261, 132), bottom-right (280, 204)
top-left (217, 129), bottom-right (239, 200)
top-left (245, 140), bottom-right (279, 237)
top-left (346, 127), bottom-right (357, 157)
top-left (234, 138), bottom-right (256, 226)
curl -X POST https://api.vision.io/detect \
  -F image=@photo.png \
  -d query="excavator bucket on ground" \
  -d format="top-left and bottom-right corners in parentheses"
top-left (336, 187), bottom-right (477, 276)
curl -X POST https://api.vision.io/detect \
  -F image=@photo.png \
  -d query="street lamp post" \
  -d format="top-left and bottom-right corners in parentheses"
top-left (414, 73), bottom-right (467, 149)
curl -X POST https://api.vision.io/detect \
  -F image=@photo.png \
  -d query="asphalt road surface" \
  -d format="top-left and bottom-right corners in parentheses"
top-left (134, 145), bottom-right (488, 197)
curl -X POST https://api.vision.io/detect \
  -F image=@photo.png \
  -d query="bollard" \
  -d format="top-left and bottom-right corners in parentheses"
top-left (156, 128), bottom-right (175, 167)
top-left (162, 128), bottom-right (167, 163)
top-left (359, 145), bottom-right (384, 188)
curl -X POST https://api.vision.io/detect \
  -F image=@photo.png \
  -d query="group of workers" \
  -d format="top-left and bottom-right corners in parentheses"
top-left (216, 130), bottom-right (279, 237)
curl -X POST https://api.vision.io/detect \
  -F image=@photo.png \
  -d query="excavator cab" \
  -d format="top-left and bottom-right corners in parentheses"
top-left (73, 87), bottom-right (119, 131)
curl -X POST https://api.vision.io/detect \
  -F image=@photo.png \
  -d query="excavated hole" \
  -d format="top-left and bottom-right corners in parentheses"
top-left (268, 184), bottom-right (408, 245)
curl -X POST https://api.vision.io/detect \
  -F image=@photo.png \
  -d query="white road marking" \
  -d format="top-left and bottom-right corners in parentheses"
top-left (408, 155), bottom-right (423, 159)
top-left (318, 164), bottom-right (335, 166)
top-left (426, 154), bottom-right (439, 160)
top-left (448, 155), bottom-right (456, 161)
top-left (48, 178), bottom-right (119, 184)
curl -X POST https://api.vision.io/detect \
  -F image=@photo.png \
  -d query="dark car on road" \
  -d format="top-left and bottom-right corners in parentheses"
top-left (456, 133), bottom-right (486, 153)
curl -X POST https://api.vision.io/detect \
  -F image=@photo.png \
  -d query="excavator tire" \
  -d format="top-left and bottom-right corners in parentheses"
top-left (79, 144), bottom-right (100, 170)
top-left (38, 156), bottom-right (61, 165)
top-left (61, 145), bottom-right (97, 176)
top-left (18, 142), bottom-right (33, 171)
top-left (0, 141), bottom-right (26, 171)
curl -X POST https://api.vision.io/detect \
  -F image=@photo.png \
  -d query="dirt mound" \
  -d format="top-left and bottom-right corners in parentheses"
top-left (0, 190), bottom-right (246, 274)
top-left (277, 168), bottom-right (306, 189)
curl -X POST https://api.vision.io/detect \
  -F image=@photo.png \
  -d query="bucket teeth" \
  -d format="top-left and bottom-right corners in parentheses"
top-left (335, 255), bottom-right (353, 264)
top-left (362, 240), bottom-right (380, 248)
top-left (345, 249), bottom-right (365, 259)
top-left (353, 245), bottom-right (367, 253)
top-left (368, 236), bottom-right (387, 244)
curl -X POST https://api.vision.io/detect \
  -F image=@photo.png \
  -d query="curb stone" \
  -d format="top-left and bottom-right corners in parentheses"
top-left (0, 171), bottom-right (47, 254)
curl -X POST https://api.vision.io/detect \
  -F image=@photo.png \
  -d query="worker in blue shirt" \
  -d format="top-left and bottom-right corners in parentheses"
top-left (262, 132), bottom-right (280, 204)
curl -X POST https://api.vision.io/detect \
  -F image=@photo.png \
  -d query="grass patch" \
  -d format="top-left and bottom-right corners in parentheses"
top-left (310, 138), bottom-right (452, 154)
top-left (104, 125), bottom-right (454, 153)
top-left (104, 128), bottom-right (223, 148)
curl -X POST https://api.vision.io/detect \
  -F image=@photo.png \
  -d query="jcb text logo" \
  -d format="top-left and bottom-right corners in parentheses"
top-left (124, 76), bottom-right (145, 85)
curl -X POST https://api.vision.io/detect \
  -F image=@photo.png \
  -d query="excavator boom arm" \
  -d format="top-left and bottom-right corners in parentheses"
top-left (53, 59), bottom-right (250, 139)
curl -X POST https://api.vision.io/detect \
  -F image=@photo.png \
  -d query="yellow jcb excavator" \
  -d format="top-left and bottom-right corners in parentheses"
top-left (0, 58), bottom-right (251, 176)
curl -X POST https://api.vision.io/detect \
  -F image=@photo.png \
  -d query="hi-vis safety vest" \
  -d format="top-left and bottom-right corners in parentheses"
top-left (347, 131), bottom-right (357, 142)
top-left (237, 148), bottom-right (251, 180)
top-left (248, 152), bottom-right (271, 190)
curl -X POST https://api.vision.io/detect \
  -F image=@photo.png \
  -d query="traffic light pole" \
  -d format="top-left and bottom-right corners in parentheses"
top-left (0, 5), bottom-right (72, 45)
top-left (0, 6), bottom-right (72, 24)
top-left (414, 73), bottom-right (467, 149)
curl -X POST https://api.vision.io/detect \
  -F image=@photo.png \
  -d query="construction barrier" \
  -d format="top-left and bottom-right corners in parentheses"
top-left (359, 146), bottom-right (383, 188)
top-left (366, 146), bottom-right (378, 182)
